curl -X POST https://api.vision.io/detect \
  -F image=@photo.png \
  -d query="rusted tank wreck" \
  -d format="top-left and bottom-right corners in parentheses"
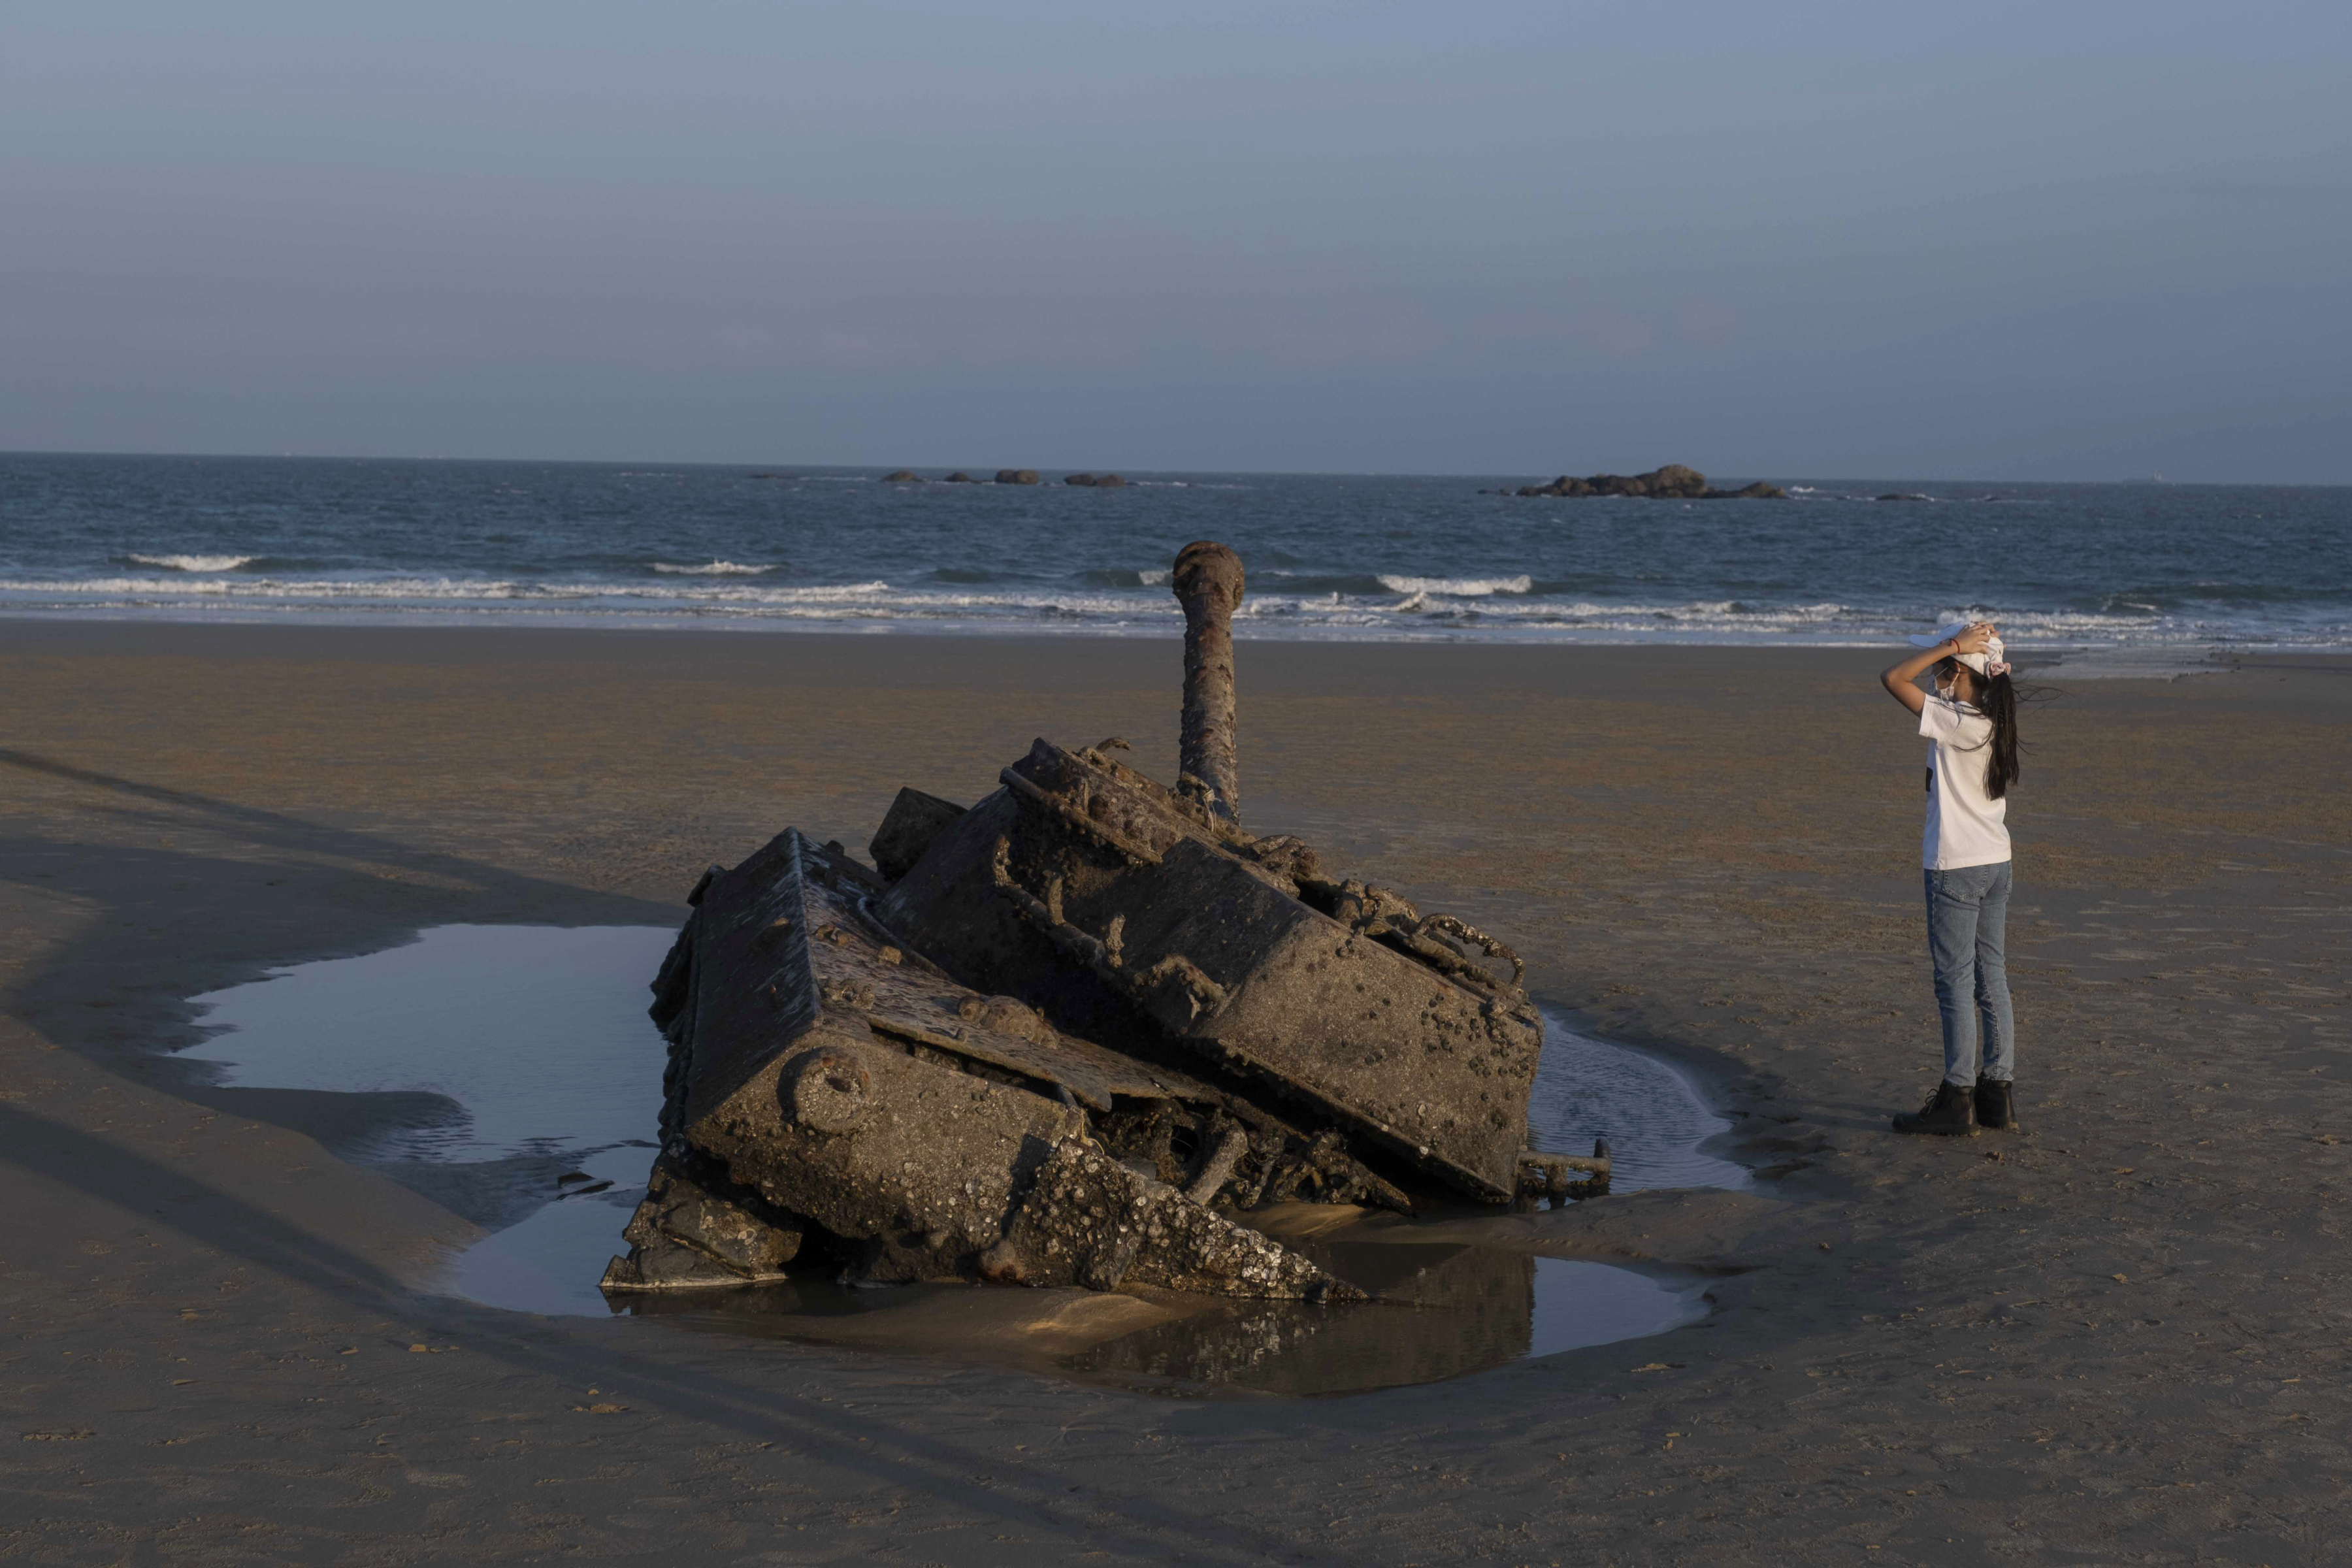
top-left (604, 542), bottom-right (1601, 1303)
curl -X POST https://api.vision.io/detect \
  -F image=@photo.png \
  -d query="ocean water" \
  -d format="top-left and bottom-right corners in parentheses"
top-left (1, 452), bottom-right (2344, 649)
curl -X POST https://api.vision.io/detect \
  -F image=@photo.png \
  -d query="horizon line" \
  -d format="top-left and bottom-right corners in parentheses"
top-left (1, 446), bottom-right (2344, 489)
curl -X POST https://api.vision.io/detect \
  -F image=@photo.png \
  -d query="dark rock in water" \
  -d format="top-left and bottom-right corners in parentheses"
top-left (882, 470), bottom-right (921, 483)
top-left (1522, 465), bottom-right (1786, 500)
top-left (1064, 474), bottom-right (1097, 486)
top-left (941, 472), bottom-right (977, 483)
top-left (994, 469), bottom-right (1040, 485)
top-left (870, 786), bottom-right (967, 883)
top-left (1644, 464), bottom-right (1709, 498)
top-left (1877, 492), bottom-right (1922, 502)
top-left (1094, 473), bottom-right (1128, 488)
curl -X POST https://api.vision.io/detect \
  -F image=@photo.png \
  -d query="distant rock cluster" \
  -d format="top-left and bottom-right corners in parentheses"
top-left (869, 468), bottom-right (1129, 487)
top-left (1486, 465), bottom-right (1785, 500)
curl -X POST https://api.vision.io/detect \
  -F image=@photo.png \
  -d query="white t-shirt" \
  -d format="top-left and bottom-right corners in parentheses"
top-left (1919, 694), bottom-right (2012, 870)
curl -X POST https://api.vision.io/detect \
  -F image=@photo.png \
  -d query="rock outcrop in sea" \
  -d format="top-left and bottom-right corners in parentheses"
top-left (1509, 465), bottom-right (1784, 500)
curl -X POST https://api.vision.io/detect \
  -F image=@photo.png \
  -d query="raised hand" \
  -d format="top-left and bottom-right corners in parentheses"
top-left (1951, 621), bottom-right (1998, 655)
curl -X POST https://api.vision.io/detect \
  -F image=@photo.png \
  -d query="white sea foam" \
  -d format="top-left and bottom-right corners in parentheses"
top-left (749, 580), bottom-right (894, 601)
top-left (3, 570), bottom-right (2339, 649)
top-left (125, 553), bottom-right (254, 572)
top-left (1376, 574), bottom-right (1533, 596)
top-left (650, 561), bottom-right (774, 576)
top-left (1138, 568), bottom-right (1171, 586)
top-left (0, 576), bottom-right (897, 606)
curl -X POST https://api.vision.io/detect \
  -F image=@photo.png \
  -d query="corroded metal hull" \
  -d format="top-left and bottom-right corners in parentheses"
top-left (603, 830), bottom-right (1361, 1300)
top-left (603, 541), bottom-right (1591, 1306)
top-left (877, 739), bottom-right (1545, 1201)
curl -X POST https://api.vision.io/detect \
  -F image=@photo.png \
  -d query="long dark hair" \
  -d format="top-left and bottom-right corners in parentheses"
top-left (1938, 660), bottom-right (2021, 799)
top-left (1976, 670), bottom-right (2020, 798)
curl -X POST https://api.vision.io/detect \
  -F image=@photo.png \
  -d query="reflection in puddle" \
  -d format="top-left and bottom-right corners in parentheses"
top-left (1058, 1250), bottom-right (1699, 1395)
top-left (184, 926), bottom-right (1736, 1394)
top-left (616, 1248), bottom-right (1701, 1397)
top-left (183, 924), bottom-right (676, 1284)
top-left (184, 924), bottom-right (677, 1160)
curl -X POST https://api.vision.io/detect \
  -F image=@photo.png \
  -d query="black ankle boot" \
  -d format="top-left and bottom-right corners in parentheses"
top-left (1892, 1082), bottom-right (1978, 1136)
top-left (1974, 1077), bottom-right (2017, 1131)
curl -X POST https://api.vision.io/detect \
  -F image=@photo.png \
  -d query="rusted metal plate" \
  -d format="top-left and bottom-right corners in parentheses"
top-left (1037, 828), bottom-right (1541, 1201)
top-left (670, 831), bottom-right (823, 1131)
top-left (879, 740), bottom-right (1545, 1202)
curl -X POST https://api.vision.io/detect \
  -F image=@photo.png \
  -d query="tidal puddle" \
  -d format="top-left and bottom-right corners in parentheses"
top-left (1528, 1011), bottom-right (1752, 1193)
top-left (182, 924), bottom-right (676, 1273)
top-left (183, 925), bottom-right (1738, 1395)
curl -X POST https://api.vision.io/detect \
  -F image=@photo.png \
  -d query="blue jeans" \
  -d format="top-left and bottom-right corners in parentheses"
top-left (1925, 862), bottom-right (2014, 1087)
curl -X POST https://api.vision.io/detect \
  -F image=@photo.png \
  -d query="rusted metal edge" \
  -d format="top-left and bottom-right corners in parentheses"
top-left (1517, 1147), bottom-right (1611, 1203)
top-left (987, 831), bottom-right (1515, 1202)
top-left (1418, 913), bottom-right (1528, 992)
top-left (998, 764), bottom-right (1165, 866)
top-left (1378, 924), bottom-right (1524, 1002)
top-left (1192, 1035), bottom-right (1520, 1205)
top-left (860, 1014), bottom-right (1122, 1114)
top-left (678, 830), bottom-right (824, 1131)
top-left (1520, 1150), bottom-right (1611, 1177)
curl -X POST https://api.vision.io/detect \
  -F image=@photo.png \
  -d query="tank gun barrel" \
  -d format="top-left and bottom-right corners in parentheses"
top-left (1171, 541), bottom-right (1245, 823)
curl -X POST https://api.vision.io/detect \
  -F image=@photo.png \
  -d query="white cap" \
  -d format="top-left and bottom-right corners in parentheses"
top-left (1908, 621), bottom-right (2005, 676)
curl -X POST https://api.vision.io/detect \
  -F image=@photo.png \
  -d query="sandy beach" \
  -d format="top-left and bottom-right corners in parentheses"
top-left (2, 619), bottom-right (2346, 1563)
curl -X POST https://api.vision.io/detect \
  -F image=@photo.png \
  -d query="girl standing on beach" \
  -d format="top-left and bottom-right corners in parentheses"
top-left (1880, 619), bottom-right (2019, 1136)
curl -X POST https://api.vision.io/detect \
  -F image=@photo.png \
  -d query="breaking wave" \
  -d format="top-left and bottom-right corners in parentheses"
top-left (1377, 574), bottom-right (1533, 596)
top-left (650, 561), bottom-right (774, 576)
top-left (123, 553), bottom-right (255, 572)
top-left (11, 570), bottom-right (2308, 645)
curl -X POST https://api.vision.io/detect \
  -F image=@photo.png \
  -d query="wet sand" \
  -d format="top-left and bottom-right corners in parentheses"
top-left (1, 619), bottom-right (2346, 1563)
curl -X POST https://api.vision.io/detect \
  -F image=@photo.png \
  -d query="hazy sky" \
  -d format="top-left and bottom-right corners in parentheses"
top-left (4, 2), bottom-right (2347, 479)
